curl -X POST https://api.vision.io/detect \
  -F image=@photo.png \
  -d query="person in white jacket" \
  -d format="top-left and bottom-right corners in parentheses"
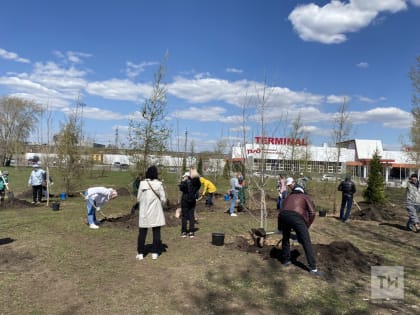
top-left (85, 187), bottom-right (118, 229)
top-left (136, 165), bottom-right (167, 260)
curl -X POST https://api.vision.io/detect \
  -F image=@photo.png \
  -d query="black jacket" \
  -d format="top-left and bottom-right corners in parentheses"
top-left (338, 179), bottom-right (356, 196)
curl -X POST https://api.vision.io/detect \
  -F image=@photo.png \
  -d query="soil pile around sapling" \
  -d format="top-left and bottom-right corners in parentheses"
top-left (350, 201), bottom-right (398, 222)
top-left (101, 205), bottom-right (181, 229)
top-left (228, 237), bottom-right (385, 282)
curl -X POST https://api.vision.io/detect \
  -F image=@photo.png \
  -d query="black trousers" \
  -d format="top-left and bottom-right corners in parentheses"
top-left (181, 201), bottom-right (196, 233)
top-left (32, 185), bottom-right (43, 202)
top-left (137, 226), bottom-right (161, 255)
top-left (278, 210), bottom-right (317, 271)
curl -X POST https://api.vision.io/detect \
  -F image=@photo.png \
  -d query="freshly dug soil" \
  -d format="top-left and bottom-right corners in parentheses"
top-left (227, 236), bottom-right (385, 282)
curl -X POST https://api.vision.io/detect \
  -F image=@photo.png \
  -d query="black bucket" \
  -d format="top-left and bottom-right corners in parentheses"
top-left (319, 209), bottom-right (327, 217)
top-left (212, 232), bottom-right (225, 246)
top-left (51, 202), bottom-right (60, 211)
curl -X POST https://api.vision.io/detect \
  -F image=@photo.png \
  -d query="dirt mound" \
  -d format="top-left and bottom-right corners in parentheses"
top-left (101, 206), bottom-right (181, 229)
top-left (228, 236), bottom-right (385, 282)
top-left (350, 201), bottom-right (397, 222)
top-left (116, 187), bottom-right (131, 196)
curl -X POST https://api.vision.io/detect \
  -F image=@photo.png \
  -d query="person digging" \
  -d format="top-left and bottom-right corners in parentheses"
top-left (84, 187), bottom-right (118, 229)
top-left (278, 185), bottom-right (324, 278)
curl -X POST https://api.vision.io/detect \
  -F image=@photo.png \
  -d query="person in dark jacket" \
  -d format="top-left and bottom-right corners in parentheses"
top-left (179, 168), bottom-right (201, 238)
top-left (278, 189), bottom-right (322, 276)
top-left (337, 175), bottom-right (356, 222)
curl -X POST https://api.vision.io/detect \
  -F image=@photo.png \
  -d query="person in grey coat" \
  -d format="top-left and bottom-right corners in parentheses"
top-left (136, 166), bottom-right (167, 260)
top-left (406, 173), bottom-right (420, 232)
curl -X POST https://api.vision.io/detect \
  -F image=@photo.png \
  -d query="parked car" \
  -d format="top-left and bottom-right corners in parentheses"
top-left (321, 174), bottom-right (339, 182)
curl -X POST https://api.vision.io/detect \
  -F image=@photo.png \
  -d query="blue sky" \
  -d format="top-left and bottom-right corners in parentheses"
top-left (1, 0), bottom-right (420, 152)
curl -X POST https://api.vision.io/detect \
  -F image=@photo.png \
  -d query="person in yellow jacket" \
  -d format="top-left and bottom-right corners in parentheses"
top-left (199, 176), bottom-right (217, 207)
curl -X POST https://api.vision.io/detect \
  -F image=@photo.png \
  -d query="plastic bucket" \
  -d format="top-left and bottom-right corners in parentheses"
top-left (223, 194), bottom-right (229, 201)
top-left (51, 202), bottom-right (60, 211)
top-left (60, 192), bottom-right (67, 201)
top-left (319, 209), bottom-right (327, 217)
top-left (212, 232), bottom-right (225, 246)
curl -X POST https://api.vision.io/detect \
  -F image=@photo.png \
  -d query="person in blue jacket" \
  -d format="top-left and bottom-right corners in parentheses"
top-left (28, 164), bottom-right (46, 204)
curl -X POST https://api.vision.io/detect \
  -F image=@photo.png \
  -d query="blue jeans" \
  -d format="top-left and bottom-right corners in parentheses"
top-left (229, 191), bottom-right (238, 214)
top-left (339, 194), bottom-right (353, 221)
top-left (86, 199), bottom-right (98, 225)
top-left (205, 193), bottom-right (214, 206)
top-left (277, 191), bottom-right (287, 210)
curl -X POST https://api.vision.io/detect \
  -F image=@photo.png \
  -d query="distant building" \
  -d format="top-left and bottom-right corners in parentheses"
top-left (231, 137), bottom-right (419, 183)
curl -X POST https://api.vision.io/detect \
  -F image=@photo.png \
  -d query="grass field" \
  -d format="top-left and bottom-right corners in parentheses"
top-left (0, 167), bottom-right (419, 314)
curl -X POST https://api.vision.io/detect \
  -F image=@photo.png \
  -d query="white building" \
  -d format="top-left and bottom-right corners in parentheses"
top-left (231, 137), bottom-right (419, 182)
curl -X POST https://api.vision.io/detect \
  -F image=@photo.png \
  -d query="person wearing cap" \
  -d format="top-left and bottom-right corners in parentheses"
top-left (337, 175), bottom-right (356, 223)
top-left (84, 187), bottom-right (118, 229)
top-left (136, 165), bottom-right (167, 260)
top-left (278, 180), bottom-right (322, 277)
top-left (179, 168), bottom-right (201, 238)
top-left (28, 164), bottom-right (46, 204)
top-left (0, 170), bottom-right (9, 207)
top-left (285, 177), bottom-right (305, 194)
top-left (406, 173), bottom-right (420, 233)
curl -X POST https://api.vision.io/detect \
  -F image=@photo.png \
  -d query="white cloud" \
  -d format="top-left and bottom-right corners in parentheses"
top-left (357, 95), bottom-right (386, 103)
top-left (125, 61), bottom-right (158, 79)
top-left (173, 106), bottom-right (228, 122)
top-left (410, 0), bottom-right (420, 6)
top-left (64, 105), bottom-right (125, 120)
top-left (86, 79), bottom-right (152, 101)
top-left (53, 50), bottom-right (92, 64)
top-left (351, 106), bottom-right (410, 128)
top-left (0, 48), bottom-right (30, 63)
top-left (288, 0), bottom-right (408, 44)
top-left (326, 94), bottom-right (350, 104)
top-left (357, 62), bottom-right (369, 68)
top-left (168, 76), bottom-right (324, 109)
top-left (226, 68), bottom-right (243, 74)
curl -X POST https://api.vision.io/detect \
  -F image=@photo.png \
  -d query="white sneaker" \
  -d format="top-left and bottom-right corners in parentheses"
top-left (230, 213), bottom-right (237, 217)
top-left (89, 224), bottom-right (99, 229)
top-left (135, 254), bottom-right (144, 260)
top-left (151, 253), bottom-right (159, 260)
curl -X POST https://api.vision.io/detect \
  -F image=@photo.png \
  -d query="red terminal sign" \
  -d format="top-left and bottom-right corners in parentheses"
top-left (254, 136), bottom-right (307, 146)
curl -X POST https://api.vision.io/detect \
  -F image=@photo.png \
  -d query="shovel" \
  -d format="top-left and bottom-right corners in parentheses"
top-left (80, 192), bottom-right (108, 220)
top-left (1, 175), bottom-right (13, 206)
top-left (353, 199), bottom-right (362, 212)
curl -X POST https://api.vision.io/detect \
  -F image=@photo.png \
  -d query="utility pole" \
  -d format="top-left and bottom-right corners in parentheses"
top-left (115, 127), bottom-right (119, 149)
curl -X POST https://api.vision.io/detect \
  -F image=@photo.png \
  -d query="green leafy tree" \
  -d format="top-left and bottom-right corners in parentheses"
top-left (223, 160), bottom-right (231, 179)
top-left (128, 53), bottom-right (171, 175)
top-left (363, 150), bottom-right (386, 204)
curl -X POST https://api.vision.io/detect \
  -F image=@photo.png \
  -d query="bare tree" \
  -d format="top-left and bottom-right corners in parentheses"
top-left (0, 96), bottom-right (43, 166)
top-left (409, 55), bottom-right (420, 167)
top-left (331, 97), bottom-right (352, 213)
top-left (128, 53), bottom-right (170, 175)
top-left (54, 107), bottom-right (84, 195)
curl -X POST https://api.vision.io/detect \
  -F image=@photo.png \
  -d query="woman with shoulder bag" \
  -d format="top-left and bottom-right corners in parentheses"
top-left (136, 165), bottom-right (167, 260)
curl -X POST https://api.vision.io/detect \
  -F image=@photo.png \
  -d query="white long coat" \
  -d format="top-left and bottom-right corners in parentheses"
top-left (137, 179), bottom-right (166, 228)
